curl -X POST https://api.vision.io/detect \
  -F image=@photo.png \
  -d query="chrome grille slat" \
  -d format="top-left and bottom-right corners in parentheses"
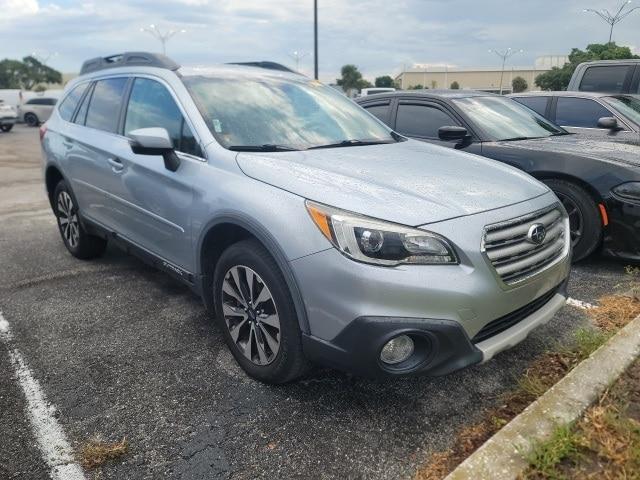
top-left (484, 209), bottom-right (561, 244)
top-left (483, 205), bottom-right (568, 285)
top-left (487, 222), bottom-right (564, 263)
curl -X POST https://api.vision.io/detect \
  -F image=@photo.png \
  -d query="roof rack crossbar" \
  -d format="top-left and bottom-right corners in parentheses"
top-left (226, 61), bottom-right (300, 74)
top-left (80, 52), bottom-right (180, 75)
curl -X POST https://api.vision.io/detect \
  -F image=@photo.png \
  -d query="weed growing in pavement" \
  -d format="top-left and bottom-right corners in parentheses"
top-left (78, 436), bottom-right (128, 469)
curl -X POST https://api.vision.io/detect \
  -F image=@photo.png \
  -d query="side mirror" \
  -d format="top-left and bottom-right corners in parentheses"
top-left (438, 126), bottom-right (469, 141)
top-left (597, 117), bottom-right (619, 131)
top-left (128, 127), bottom-right (181, 172)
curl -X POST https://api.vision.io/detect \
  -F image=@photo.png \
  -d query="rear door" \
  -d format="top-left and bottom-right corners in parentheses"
top-left (62, 76), bottom-right (133, 232)
top-left (115, 76), bottom-right (204, 271)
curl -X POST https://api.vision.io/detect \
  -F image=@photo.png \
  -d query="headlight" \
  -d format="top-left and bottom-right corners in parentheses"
top-left (613, 182), bottom-right (640, 201)
top-left (306, 201), bottom-right (458, 266)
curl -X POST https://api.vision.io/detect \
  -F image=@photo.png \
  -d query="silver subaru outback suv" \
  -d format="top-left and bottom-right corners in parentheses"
top-left (41, 52), bottom-right (571, 383)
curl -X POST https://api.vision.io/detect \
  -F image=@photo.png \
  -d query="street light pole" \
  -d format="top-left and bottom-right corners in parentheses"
top-left (489, 48), bottom-right (523, 94)
top-left (313, 0), bottom-right (318, 80)
top-left (288, 51), bottom-right (308, 72)
top-left (140, 25), bottom-right (187, 55)
top-left (584, 1), bottom-right (639, 43)
top-left (31, 51), bottom-right (58, 65)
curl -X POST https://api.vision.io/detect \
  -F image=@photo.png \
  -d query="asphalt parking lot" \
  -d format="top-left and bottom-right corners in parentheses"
top-left (0, 124), bottom-right (631, 480)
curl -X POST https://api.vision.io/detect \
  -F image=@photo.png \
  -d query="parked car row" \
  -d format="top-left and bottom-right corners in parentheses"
top-left (39, 53), bottom-right (634, 384)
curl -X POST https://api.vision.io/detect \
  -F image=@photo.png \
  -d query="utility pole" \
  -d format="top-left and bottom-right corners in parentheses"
top-left (314, 0), bottom-right (319, 79)
top-left (140, 25), bottom-right (186, 55)
top-left (489, 48), bottom-right (523, 94)
top-left (584, 1), bottom-right (639, 43)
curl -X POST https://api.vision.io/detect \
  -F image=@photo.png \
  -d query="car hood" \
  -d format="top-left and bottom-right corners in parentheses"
top-left (493, 134), bottom-right (640, 168)
top-left (236, 140), bottom-right (548, 226)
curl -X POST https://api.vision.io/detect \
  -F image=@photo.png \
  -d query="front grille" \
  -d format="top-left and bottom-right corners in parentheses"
top-left (483, 205), bottom-right (567, 285)
top-left (472, 285), bottom-right (560, 344)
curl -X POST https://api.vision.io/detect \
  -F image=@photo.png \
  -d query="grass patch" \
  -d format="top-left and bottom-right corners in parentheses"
top-left (521, 359), bottom-right (640, 479)
top-left (78, 436), bottom-right (128, 469)
top-left (414, 288), bottom-right (640, 480)
top-left (589, 294), bottom-right (640, 333)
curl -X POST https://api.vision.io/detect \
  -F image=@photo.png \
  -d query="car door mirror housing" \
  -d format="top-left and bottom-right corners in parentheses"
top-left (128, 127), bottom-right (181, 172)
top-left (597, 117), bottom-right (619, 131)
top-left (438, 126), bottom-right (469, 141)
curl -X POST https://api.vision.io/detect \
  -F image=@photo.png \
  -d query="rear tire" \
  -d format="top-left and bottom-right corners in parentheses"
top-left (544, 179), bottom-right (601, 262)
top-left (53, 180), bottom-right (107, 260)
top-left (0, 124), bottom-right (12, 132)
top-left (213, 239), bottom-right (309, 384)
top-left (24, 113), bottom-right (39, 127)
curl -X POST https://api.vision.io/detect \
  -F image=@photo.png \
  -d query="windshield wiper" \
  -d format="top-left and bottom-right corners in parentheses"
top-left (500, 136), bottom-right (535, 142)
top-left (228, 144), bottom-right (299, 152)
top-left (307, 139), bottom-right (395, 150)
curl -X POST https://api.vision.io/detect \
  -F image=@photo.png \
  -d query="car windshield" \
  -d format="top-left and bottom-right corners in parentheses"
top-left (603, 95), bottom-right (640, 126)
top-left (452, 96), bottom-right (566, 141)
top-left (182, 75), bottom-right (397, 150)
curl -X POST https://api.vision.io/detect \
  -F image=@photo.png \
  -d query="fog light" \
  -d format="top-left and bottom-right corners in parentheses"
top-left (380, 335), bottom-right (414, 365)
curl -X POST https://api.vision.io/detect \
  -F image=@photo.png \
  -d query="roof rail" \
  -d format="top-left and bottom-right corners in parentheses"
top-left (226, 61), bottom-right (300, 74)
top-left (80, 52), bottom-right (180, 75)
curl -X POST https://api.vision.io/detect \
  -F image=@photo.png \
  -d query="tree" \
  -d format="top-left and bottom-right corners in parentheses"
top-left (336, 64), bottom-right (371, 93)
top-left (511, 76), bottom-right (528, 93)
top-left (407, 84), bottom-right (425, 90)
top-left (535, 42), bottom-right (639, 91)
top-left (375, 75), bottom-right (394, 88)
top-left (450, 81), bottom-right (460, 89)
top-left (0, 56), bottom-right (62, 90)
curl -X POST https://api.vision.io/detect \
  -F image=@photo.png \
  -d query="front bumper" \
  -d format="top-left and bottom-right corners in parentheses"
top-left (0, 116), bottom-right (17, 126)
top-left (602, 195), bottom-right (640, 262)
top-left (292, 191), bottom-right (572, 377)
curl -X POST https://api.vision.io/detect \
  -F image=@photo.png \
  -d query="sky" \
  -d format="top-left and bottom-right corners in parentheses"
top-left (0, 0), bottom-right (639, 83)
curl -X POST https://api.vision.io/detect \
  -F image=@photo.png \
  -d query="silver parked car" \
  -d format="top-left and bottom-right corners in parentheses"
top-left (40, 52), bottom-right (571, 383)
top-left (20, 96), bottom-right (58, 126)
top-left (0, 100), bottom-right (18, 132)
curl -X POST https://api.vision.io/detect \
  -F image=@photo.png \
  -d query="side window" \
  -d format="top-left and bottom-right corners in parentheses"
top-left (555, 97), bottom-right (613, 128)
top-left (513, 97), bottom-right (549, 117)
top-left (579, 66), bottom-right (630, 93)
top-left (363, 102), bottom-right (391, 125)
top-left (125, 77), bottom-right (202, 157)
top-left (57, 83), bottom-right (89, 121)
top-left (395, 103), bottom-right (459, 138)
top-left (74, 83), bottom-right (94, 126)
top-left (45, 98), bottom-right (58, 106)
top-left (85, 77), bottom-right (128, 133)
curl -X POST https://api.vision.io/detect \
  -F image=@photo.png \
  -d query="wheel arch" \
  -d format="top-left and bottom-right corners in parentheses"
top-left (45, 164), bottom-right (65, 209)
top-left (530, 170), bottom-right (605, 205)
top-left (197, 213), bottom-right (310, 334)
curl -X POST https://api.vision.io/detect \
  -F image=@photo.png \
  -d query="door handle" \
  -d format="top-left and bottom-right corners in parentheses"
top-left (108, 157), bottom-right (124, 172)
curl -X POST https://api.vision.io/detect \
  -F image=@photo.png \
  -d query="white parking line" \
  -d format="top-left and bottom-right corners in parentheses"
top-left (566, 297), bottom-right (596, 310)
top-left (0, 312), bottom-right (86, 480)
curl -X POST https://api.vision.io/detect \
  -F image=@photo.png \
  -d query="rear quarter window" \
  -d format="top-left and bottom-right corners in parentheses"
top-left (513, 96), bottom-right (549, 117)
top-left (58, 84), bottom-right (89, 121)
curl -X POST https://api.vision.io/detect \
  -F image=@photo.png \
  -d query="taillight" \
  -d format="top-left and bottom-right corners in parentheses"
top-left (39, 123), bottom-right (47, 142)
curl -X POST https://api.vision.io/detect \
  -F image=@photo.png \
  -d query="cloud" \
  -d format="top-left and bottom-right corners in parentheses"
top-left (0, 0), bottom-right (638, 82)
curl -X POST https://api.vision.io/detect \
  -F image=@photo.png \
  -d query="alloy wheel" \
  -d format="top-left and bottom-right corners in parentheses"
top-left (556, 191), bottom-right (583, 247)
top-left (57, 191), bottom-right (80, 248)
top-left (221, 266), bottom-right (281, 366)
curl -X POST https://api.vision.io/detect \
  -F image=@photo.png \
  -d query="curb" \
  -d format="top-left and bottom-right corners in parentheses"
top-left (444, 312), bottom-right (640, 480)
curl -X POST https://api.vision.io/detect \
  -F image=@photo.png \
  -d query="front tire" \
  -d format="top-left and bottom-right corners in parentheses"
top-left (544, 179), bottom-right (602, 262)
top-left (0, 124), bottom-right (13, 132)
top-left (53, 180), bottom-right (107, 259)
top-left (24, 113), bottom-right (39, 127)
top-left (213, 239), bottom-right (309, 384)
